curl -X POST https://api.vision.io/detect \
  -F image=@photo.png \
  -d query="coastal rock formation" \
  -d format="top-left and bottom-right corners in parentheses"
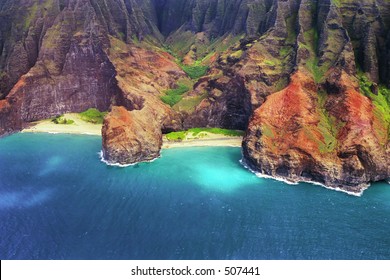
top-left (102, 106), bottom-right (162, 165)
top-left (0, 0), bottom-right (184, 148)
top-left (242, 71), bottom-right (390, 194)
top-left (239, 0), bottom-right (390, 194)
top-left (0, 0), bottom-right (121, 123)
top-left (0, 0), bottom-right (389, 193)
top-left (0, 99), bottom-right (22, 136)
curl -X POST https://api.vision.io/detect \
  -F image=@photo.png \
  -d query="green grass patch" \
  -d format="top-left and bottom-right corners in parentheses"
top-left (161, 83), bottom-right (190, 107)
top-left (209, 34), bottom-right (244, 53)
top-left (230, 50), bottom-right (243, 60)
top-left (279, 46), bottom-right (291, 58)
top-left (165, 83), bottom-right (190, 96)
top-left (316, 91), bottom-right (342, 153)
top-left (165, 131), bottom-right (187, 141)
top-left (163, 34), bottom-right (242, 79)
top-left (285, 14), bottom-right (298, 44)
top-left (165, 128), bottom-right (245, 141)
top-left (261, 124), bottom-right (275, 138)
top-left (358, 72), bottom-right (390, 139)
top-left (173, 92), bottom-right (207, 113)
top-left (332, 0), bottom-right (341, 8)
top-left (164, 31), bottom-right (196, 58)
top-left (317, 110), bottom-right (338, 153)
top-left (198, 52), bottom-right (216, 64)
top-left (52, 116), bottom-right (75, 125)
top-left (307, 56), bottom-right (323, 83)
top-left (264, 60), bottom-right (277, 67)
top-left (24, 3), bottom-right (38, 30)
top-left (79, 108), bottom-right (107, 124)
top-left (188, 128), bottom-right (245, 137)
top-left (181, 65), bottom-right (209, 80)
top-left (301, 27), bottom-right (325, 83)
top-left (161, 95), bottom-right (183, 107)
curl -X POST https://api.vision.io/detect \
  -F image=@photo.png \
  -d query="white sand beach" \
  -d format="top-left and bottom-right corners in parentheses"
top-left (22, 116), bottom-right (243, 148)
top-left (162, 131), bottom-right (242, 148)
top-left (22, 113), bottom-right (102, 136)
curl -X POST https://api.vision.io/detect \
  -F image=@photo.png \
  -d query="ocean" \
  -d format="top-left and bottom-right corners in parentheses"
top-left (0, 133), bottom-right (389, 260)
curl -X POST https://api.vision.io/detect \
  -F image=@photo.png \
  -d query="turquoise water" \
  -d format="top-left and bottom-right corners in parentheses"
top-left (0, 133), bottom-right (389, 260)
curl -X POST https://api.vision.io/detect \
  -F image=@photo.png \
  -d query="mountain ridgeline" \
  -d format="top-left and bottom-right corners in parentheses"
top-left (0, 0), bottom-right (389, 194)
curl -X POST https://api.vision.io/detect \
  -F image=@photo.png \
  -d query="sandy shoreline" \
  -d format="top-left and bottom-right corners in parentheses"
top-left (162, 137), bottom-right (242, 148)
top-left (22, 113), bottom-right (102, 136)
top-left (22, 115), bottom-right (243, 148)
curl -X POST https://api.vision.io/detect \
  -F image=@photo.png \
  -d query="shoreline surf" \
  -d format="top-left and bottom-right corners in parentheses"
top-left (20, 126), bottom-right (387, 193)
top-left (21, 118), bottom-right (243, 150)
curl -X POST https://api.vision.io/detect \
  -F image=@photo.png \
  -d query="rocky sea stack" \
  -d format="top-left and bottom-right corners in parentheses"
top-left (0, 0), bottom-right (389, 193)
top-left (102, 106), bottom-right (163, 165)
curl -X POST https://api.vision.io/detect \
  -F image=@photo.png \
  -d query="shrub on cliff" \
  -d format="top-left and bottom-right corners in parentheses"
top-left (181, 65), bottom-right (208, 80)
top-left (52, 116), bottom-right (75, 125)
top-left (161, 83), bottom-right (190, 107)
top-left (79, 109), bottom-right (107, 124)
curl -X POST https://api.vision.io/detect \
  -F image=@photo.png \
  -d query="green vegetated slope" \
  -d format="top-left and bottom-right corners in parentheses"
top-left (166, 128), bottom-right (245, 141)
top-left (51, 109), bottom-right (107, 125)
top-left (160, 34), bottom-right (244, 108)
top-left (79, 108), bottom-right (108, 124)
top-left (161, 82), bottom-right (191, 107)
top-left (358, 72), bottom-right (390, 139)
top-left (52, 115), bottom-right (75, 125)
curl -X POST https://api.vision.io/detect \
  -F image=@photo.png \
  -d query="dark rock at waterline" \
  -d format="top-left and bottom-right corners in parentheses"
top-left (102, 106), bottom-right (162, 165)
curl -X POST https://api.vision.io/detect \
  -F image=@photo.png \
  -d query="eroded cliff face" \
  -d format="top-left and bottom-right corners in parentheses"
top-left (0, 0), bottom-right (389, 192)
top-left (240, 0), bottom-right (390, 193)
top-left (0, 0), bottom-right (184, 136)
top-left (0, 0), bottom-right (120, 126)
top-left (101, 36), bottom-right (185, 163)
top-left (180, 0), bottom-right (390, 193)
top-left (242, 71), bottom-right (389, 194)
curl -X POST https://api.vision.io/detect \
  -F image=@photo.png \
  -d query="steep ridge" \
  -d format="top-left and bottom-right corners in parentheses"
top-left (0, 0), bottom-right (389, 192)
top-left (155, 0), bottom-right (275, 37)
top-left (0, 0), bottom-right (123, 136)
top-left (183, 0), bottom-right (299, 129)
top-left (242, 0), bottom-right (390, 194)
top-left (338, 0), bottom-right (390, 84)
top-left (101, 36), bottom-right (185, 164)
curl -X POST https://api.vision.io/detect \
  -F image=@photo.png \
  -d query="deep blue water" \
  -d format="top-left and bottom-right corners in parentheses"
top-left (0, 133), bottom-right (389, 260)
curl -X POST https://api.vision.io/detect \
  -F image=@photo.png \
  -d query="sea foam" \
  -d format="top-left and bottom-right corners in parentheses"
top-left (99, 151), bottom-right (160, 168)
top-left (239, 158), bottom-right (365, 197)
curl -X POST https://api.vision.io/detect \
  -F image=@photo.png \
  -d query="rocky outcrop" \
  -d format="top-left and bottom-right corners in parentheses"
top-left (0, 0), bottom-right (121, 127)
top-left (338, 0), bottom-right (390, 83)
top-left (106, 37), bottom-right (185, 130)
top-left (183, 75), bottom-right (253, 130)
top-left (102, 106), bottom-right (162, 165)
top-left (0, 98), bottom-right (22, 136)
top-left (0, 0), bottom-right (183, 133)
top-left (183, 0), bottom-right (298, 130)
top-left (100, 36), bottom-right (185, 164)
top-left (240, 0), bottom-right (389, 194)
top-left (242, 71), bottom-right (389, 194)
